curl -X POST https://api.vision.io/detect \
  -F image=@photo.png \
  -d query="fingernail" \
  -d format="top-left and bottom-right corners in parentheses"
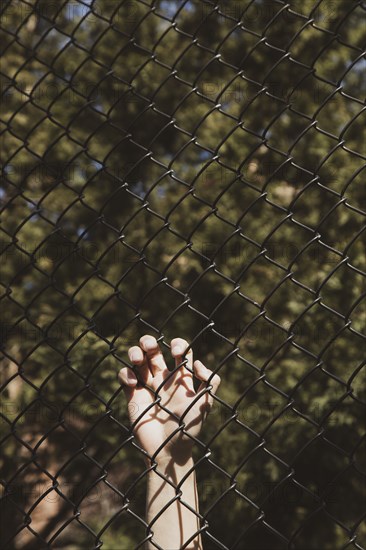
top-left (172, 345), bottom-right (183, 355)
top-left (131, 352), bottom-right (140, 361)
top-left (144, 339), bottom-right (155, 351)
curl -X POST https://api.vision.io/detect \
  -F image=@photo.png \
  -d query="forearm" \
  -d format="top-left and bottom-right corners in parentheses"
top-left (146, 456), bottom-right (202, 550)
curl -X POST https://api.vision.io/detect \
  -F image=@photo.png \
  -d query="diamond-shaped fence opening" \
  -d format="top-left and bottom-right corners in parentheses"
top-left (1, 1), bottom-right (365, 549)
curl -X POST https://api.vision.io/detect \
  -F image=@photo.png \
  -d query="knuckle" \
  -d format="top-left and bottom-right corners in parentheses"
top-left (150, 356), bottom-right (164, 370)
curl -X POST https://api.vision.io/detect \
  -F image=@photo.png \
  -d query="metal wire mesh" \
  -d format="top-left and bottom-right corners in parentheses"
top-left (1, 0), bottom-right (365, 548)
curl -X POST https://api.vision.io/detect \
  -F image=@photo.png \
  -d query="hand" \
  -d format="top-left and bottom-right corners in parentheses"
top-left (118, 335), bottom-right (221, 464)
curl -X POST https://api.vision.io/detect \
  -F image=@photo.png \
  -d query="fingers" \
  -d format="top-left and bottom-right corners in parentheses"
top-left (119, 345), bottom-right (143, 388)
top-left (194, 359), bottom-right (221, 414)
top-left (139, 335), bottom-right (168, 376)
top-left (128, 345), bottom-right (144, 365)
top-left (128, 344), bottom-right (151, 385)
top-left (171, 337), bottom-right (194, 390)
top-left (118, 366), bottom-right (138, 388)
top-left (171, 337), bottom-right (193, 369)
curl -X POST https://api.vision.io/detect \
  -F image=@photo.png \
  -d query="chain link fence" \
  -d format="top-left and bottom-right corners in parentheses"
top-left (1, 0), bottom-right (365, 548)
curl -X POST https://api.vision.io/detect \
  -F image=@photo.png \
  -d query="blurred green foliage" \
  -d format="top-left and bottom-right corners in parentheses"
top-left (0, 1), bottom-right (365, 548)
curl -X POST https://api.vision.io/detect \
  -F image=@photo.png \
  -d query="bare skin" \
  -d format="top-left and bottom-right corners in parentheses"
top-left (118, 335), bottom-right (221, 550)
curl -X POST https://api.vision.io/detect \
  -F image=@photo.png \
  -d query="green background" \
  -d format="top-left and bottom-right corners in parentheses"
top-left (0, 1), bottom-right (365, 548)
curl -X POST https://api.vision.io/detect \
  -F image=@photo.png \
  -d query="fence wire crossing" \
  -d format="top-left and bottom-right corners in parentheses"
top-left (1, 1), bottom-right (366, 549)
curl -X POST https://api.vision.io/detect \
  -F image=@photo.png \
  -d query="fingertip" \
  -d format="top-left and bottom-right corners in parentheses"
top-left (127, 367), bottom-right (138, 385)
top-left (128, 345), bottom-right (144, 364)
top-left (139, 334), bottom-right (159, 352)
top-left (171, 345), bottom-right (183, 357)
top-left (127, 376), bottom-right (138, 387)
top-left (171, 338), bottom-right (191, 357)
top-left (118, 367), bottom-right (138, 387)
